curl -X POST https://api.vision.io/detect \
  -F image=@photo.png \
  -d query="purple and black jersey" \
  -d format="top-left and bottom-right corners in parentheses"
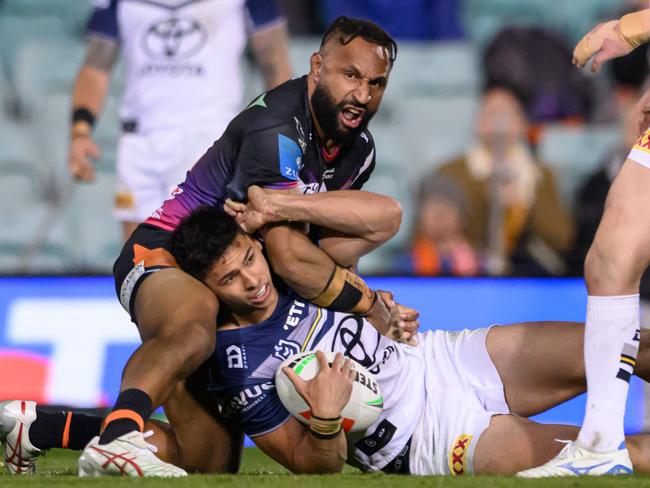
top-left (144, 76), bottom-right (376, 231)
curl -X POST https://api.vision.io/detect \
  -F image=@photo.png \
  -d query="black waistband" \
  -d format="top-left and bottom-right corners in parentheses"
top-left (121, 120), bottom-right (138, 133)
top-left (381, 436), bottom-right (412, 475)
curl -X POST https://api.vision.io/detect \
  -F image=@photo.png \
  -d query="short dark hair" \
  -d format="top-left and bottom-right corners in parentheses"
top-left (170, 206), bottom-right (242, 281)
top-left (321, 16), bottom-right (397, 66)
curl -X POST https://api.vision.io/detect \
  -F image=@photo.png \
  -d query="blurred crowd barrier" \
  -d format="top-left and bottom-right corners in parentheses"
top-left (0, 0), bottom-right (626, 275)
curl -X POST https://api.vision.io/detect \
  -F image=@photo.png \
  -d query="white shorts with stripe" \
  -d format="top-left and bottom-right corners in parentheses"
top-left (409, 327), bottom-right (509, 475)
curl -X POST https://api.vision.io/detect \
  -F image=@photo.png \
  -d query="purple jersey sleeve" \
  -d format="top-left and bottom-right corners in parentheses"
top-left (245, 0), bottom-right (284, 32)
top-left (87, 0), bottom-right (119, 40)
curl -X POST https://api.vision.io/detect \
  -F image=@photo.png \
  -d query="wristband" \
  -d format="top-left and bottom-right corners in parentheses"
top-left (72, 107), bottom-right (96, 128)
top-left (309, 415), bottom-right (342, 439)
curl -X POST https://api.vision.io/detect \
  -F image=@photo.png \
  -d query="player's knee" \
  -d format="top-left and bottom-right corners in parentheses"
top-left (172, 322), bottom-right (216, 373)
top-left (584, 243), bottom-right (640, 294)
top-left (377, 197), bottom-right (402, 241)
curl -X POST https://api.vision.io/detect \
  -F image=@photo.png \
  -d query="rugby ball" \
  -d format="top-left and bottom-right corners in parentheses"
top-left (275, 351), bottom-right (383, 433)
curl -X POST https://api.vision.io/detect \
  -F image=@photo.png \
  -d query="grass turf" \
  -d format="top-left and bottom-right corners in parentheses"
top-left (2, 448), bottom-right (650, 487)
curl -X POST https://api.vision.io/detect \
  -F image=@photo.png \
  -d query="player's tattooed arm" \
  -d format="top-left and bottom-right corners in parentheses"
top-left (69, 35), bottom-right (118, 181)
top-left (250, 20), bottom-right (292, 90)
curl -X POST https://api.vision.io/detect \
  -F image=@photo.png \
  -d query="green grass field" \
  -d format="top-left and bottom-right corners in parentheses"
top-left (2, 448), bottom-right (650, 487)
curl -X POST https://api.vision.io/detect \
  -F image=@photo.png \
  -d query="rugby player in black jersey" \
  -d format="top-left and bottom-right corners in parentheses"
top-left (68, 17), bottom-right (402, 476)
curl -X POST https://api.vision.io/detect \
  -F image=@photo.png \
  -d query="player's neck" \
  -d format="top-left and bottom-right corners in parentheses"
top-left (225, 290), bottom-right (280, 329)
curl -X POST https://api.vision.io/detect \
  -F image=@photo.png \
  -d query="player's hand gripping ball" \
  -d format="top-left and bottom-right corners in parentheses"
top-left (275, 351), bottom-right (383, 433)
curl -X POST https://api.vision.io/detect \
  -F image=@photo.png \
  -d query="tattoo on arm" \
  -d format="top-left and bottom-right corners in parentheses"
top-left (84, 36), bottom-right (119, 72)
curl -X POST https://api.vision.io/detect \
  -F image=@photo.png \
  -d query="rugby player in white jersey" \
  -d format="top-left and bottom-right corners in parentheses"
top-left (68, 0), bottom-right (291, 241)
top-left (6, 200), bottom-right (650, 476)
top-left (519, 7), bottom-right (650, 477)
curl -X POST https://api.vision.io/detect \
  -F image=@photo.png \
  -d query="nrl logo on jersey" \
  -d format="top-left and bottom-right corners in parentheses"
top-left (273, 340), bottom-right (301, 361)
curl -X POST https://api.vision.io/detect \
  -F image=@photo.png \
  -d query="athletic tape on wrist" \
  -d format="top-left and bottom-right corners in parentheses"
top-left (312, 265), bottom-right (376, 314)
top-left (309, 415), bottom-right (342, 439)
top-left (620, 10), bottom-right (650, 49)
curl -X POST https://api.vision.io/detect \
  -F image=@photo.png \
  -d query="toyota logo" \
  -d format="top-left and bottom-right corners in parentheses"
top-left (143, 17), bottom-right (207, 61)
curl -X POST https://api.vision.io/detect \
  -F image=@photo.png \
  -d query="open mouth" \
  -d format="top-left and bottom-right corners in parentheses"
top-left (250, 283), bottom-right (270, 304)
top-left (339, 105), bottom-right (365, 129)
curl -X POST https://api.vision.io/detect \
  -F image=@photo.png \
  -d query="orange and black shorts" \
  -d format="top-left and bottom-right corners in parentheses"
top-left (113, 223), bottom-right (178, 321)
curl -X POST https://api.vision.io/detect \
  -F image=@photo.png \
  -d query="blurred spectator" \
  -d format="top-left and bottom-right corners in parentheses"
top-left (396, 178), bottom-right (481, 277)
top-left (484, 26), bottom-right (593, 130)
top-left (433, 87), bottom-right (574, 276)
top-left (320, 0), bottom-right (464, 40)
top-left (68, 0), bottom-right (291, 241)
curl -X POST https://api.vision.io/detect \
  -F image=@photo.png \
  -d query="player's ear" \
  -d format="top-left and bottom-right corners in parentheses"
top-left (254, 238), bottom-right (262, 251)
top-left (310, 52), bottom-right (323, 81)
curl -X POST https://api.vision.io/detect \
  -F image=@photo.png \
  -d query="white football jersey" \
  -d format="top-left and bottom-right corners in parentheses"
top-left (88, 0), bottom-right (283, 133)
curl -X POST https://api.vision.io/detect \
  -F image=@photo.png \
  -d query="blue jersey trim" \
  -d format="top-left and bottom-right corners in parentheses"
top-left (245, 0), bottom-right (283, 30)
top-left (87, 0), bottom-right (119, 40)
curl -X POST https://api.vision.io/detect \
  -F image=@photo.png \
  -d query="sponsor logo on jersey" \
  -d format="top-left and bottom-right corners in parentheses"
top-left (300, 182), bottom-right (321, 195)
top-left (227, 382), bottom-right (275, 413)
top-left (323, 168), bottom-right (336, 180)
top-left (273, 339), bottom-right (301, 361)
top-left (283, 300), bottom-right (306, 330)
top-left (449, 434), bottom-right (473, 475)
top-left (143, 17), bottom-right (207, 62)
top-left (226, 344), bottom-right (248, 369)
top-left (277, 134), bottom-right (300, 181)
top-left (361, 132), bottom-right (369, 143)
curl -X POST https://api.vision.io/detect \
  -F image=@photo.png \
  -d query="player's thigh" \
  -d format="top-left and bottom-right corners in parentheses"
top-left (163, 372), bottom-right (243, 473)
top-left (586, 159), bottom-right (650, 293)
top-left (474, 415), bottom-right (578, 475)
top-left (134, 267), bottom-right (218, 344)
top-left (486, 322), bottom-right (585, 417)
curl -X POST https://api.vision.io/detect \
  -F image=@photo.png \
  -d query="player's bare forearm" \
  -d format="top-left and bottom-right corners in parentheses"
top-left (293, 430), bottom-right (347, 473)
top-left (264, 223), bottom-right (337, 299)
top-left (250, 21), bottom-right (292, 90)
top-left (272, 190), bottom-right (402, 244)
top-left (254, 418), bottom-right (346, 474)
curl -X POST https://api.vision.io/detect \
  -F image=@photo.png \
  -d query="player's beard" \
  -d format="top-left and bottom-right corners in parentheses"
top-left (311, 83), bottom-right (374, 148)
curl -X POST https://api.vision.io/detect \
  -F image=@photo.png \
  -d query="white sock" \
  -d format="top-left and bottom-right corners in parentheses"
top-left (577, 294), bottom-right (640, 452)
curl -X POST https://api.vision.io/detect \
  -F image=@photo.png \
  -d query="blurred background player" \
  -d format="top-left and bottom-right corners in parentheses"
top-left (68, 0), bottom-right (292, 241)
top-left (520, 6), bottom-right (650, 477)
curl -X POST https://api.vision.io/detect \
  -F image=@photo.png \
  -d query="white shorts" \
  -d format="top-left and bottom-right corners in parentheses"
top-left (409, 327), bottom-right (509, 476)
top-left (113, 127), bottom-right (222, 223)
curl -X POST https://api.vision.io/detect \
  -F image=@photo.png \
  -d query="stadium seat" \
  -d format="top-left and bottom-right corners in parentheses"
top-left (388, 41), bottom-right (479, 98)
top-left (0, 15), bottom-right (66, 92)
top-left (396, 94), bottom-right (478, 176)
top-left (0, 0), bottom-right (93, 36)
top-left (14, 39), bottom-right (86, 118)
top-left (61, 173), bottom-right (122, 273)
top-left (538, 124), bottom-right (620, 207)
